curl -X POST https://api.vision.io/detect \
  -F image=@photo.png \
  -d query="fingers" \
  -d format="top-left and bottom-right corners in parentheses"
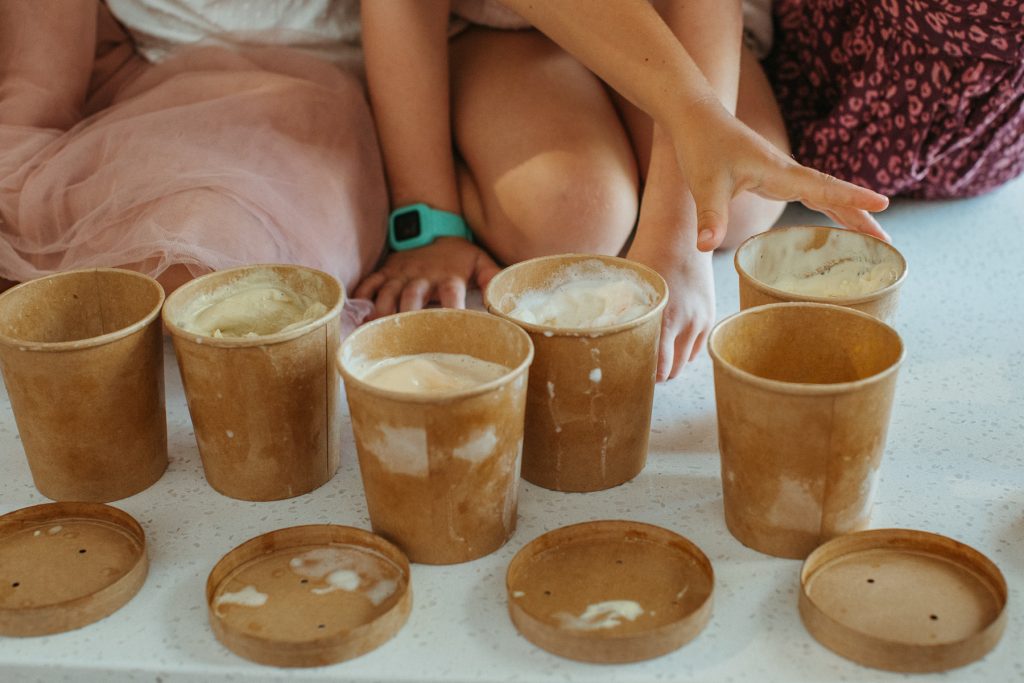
top-left (688, 330), bottom-right (707, 364)
top-left (353, 272), bottom-right (386, 301)
top-left (656, 322), bottom-right (675, 383)
top-left (475, 253), bottom-right (502, 291)
top-left (690, 175), bottom-right (734, 252)
top-left (669, 329), bottom-right (699, 380)
top-left (823, 206), bottom-right (892, 242)
top-left (399, 278), bottom-right (431, 312)
top-left (372, 278), bottom-right (406, 319)
top-left (437, 276), bottom-right (467, 309)
top-left (784, 164), bottom-right (888, 212)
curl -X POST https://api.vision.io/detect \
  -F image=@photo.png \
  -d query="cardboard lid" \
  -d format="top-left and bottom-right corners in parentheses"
top-left (206, 524), bottom-right (412, 668)
top-left (799, 528), bottom-right (1008, 672)
top-left (0, 502), bottom-right (148, 636)
top-left (506, 520), bottom-right (714, 663)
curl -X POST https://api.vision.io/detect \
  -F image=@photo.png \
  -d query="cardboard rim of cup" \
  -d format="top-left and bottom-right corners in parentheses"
top-left (162, 263), bottom-right (344, 348)
top-left (506, 520), bottom-right (714, 664)
top-left (483, 254), bottom-right (669, 337)
top-left (337, 308), bottom-right (535, 405)
top-left (0, 502), bottom-right (149, 637)
top-left (734, 225), bottom-right (908, 307)
top-left (798, 528), bottom-right (1008, 673)
top-left (0, 268), bottom-right (164, 353)
top-left (206, 524), bottom-right (412, 668)
top-left (708, 302), bottom-right (905, 396)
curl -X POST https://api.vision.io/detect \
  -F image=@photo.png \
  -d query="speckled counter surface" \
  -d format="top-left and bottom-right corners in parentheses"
top-left (2, 177), bottom-right (1022, 682)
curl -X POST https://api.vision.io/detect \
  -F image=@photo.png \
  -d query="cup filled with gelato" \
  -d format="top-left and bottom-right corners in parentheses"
top-left (735, 226), bottom-right (907, 322)
top-left (337, 309), bottom-right (533, 564)
top-left (484, 255), bottom-right (667, 492)
top-left (163, 264), bottom-right (344, 501)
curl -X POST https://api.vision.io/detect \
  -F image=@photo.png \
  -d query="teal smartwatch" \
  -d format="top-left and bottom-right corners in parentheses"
top-left (388, 203), bottom-right (473, 251)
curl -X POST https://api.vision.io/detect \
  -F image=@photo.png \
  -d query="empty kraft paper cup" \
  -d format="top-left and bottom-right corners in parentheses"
top-left (708, 302), bottom-right (904, 559)
top-left (163, 264), bottom-right (344, 501)
top-left (337, 309), bottom-right (533, 565)
top-left (484, 255), bottom-right (667, 492)
top-left (735, 226), bottom-right (907, 322)
top-left (0, 268), bottom-right (167, 501)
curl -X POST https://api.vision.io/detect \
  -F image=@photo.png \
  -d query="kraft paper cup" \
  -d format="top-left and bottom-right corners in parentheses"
top-left (708, 302), bottom-right (904, 559)
top-left (735, 226), bottom-right (907, 322)
top-left (0, 268), bottom-right (167, 502)
top-left (484, 255), bottom-right (667, 492)
top-left (337, 309), bottom-right (533, 565)
top-left (163, 264), bottom-right (343, 501)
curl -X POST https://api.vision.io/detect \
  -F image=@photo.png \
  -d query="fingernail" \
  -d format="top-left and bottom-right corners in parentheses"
top-left (698, 229), bottom-right (713, 243)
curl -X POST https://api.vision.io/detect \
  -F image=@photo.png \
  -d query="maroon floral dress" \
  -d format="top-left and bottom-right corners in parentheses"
top-left (767, 0), bottom-right (1024, 198)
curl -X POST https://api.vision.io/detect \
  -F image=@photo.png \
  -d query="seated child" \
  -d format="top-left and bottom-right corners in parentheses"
top-left (357, 0), bottom-right (889, 380)
top-left (0, 0), bottom-right (386, 308)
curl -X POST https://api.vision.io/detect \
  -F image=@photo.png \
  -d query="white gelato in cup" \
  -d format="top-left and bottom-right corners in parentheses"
top-left (500, 260), bottom-right (658, 329)
top-left (506, 269), bottom-right (657, 328)
top-left (174, 270), bottom-right (329, 338)
top-left (735, 226), bottom-right (907, 322)
top-left (352, 353), bottom-right (510, 395)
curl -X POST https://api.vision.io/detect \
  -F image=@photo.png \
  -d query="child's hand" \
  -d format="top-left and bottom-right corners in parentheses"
top-left (676, 100), bottom-right (890, 252)
top-left (354, 238), bottom-right (501, 319)
top-left (627, 241), bottom-right (715, 382)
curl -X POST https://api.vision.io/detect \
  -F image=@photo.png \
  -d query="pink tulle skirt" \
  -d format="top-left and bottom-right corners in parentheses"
top-left (0, 42), bottom-right (387, 317)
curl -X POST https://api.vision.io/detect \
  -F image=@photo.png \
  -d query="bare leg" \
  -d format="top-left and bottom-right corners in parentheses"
top-left (449, 28), bottom-right (639, 265)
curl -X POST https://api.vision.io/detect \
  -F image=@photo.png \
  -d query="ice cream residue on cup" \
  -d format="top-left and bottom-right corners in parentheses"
top-left (743, 229), bottom-right (901, 298)
top-left (506, 261), bottom-right (657, 328)
top-left (354, 353), bottom-right (509, 394)
top-left (177, 271), bottom-right (328, 338)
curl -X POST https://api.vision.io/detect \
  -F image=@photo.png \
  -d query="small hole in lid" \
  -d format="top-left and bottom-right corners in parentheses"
top-left (866, 578), bottom-right (874, 583)
top-left (11, 582), bottom-right (19, 588)
top-left (543, 590), bottom-right (551, 596)
top-left (300, 579), bottom-right (308, 584)
top-left (318, 624), bottom-right (326, 629)
top-left (78, 549), bottom-right (87, 554)
top-left (930, 614), bottom-right (938, 621)
top-left (615, 559), bottom-right (623, 564)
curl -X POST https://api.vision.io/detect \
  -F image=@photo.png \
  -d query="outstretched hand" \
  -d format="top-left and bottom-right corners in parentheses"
top-left (354, 237), bottom-right (501, 319)
top-left (676, 99), bottom-right (891, 252)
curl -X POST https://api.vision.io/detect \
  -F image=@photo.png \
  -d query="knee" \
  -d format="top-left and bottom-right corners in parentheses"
top-left (475, 152), bottom-right (638, 264)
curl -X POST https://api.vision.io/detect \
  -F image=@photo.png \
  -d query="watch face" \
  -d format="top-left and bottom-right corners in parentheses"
top-left (393, 210), bottom-right (422, 242)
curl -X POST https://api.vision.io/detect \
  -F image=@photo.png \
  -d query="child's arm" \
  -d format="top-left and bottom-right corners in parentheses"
top-left (0, 0), bottom-right (96, 129)
top-left (499, 0), bottom-right (889, 251)
top-left (624, 0), bottom-right (744, 380)
top-left (357, 0), bottom-right (499, 315)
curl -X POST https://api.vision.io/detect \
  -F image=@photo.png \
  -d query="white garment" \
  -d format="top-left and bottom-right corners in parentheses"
top-left (105, 0), bottom-right (362, 68)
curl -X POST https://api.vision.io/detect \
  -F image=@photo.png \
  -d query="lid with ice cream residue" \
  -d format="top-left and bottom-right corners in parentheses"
top-left (206, 524), bottom-right (412, 668)
top-left (506, 520), bottom-right (714, 663)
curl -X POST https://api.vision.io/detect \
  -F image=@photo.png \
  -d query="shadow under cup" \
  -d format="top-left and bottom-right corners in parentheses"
top-left (708, 303), bottom-right (904, 559)
top-left (0, 269), bottom-right (167, 502)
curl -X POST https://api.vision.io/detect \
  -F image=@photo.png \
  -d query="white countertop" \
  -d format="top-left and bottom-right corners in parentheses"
top-left (2, 177), bottom-right (1022, 682)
